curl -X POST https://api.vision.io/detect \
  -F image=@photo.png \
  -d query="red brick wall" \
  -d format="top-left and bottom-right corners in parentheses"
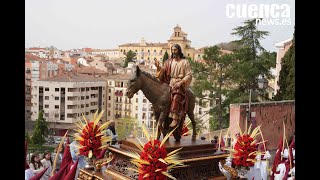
top-left (229, 100), bottom-right (295, 150)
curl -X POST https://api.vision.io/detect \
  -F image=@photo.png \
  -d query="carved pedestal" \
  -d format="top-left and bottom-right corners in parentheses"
top-left (105, 136), bottom-right (228, 180)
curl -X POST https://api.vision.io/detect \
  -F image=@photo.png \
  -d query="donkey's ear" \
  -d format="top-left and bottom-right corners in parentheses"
top-left (136, 65), bottom-right (141, 76)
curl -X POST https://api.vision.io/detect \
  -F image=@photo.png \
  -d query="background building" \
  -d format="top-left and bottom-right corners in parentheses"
top-left (31, 73), bottom-right (107, 136)
top-left (274, 38), bottom-right (293, 95)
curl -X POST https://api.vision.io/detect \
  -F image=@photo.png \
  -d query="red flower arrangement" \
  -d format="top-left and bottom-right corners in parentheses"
top-left (74, 110), bottom-right (111, 160)
top-left (79, 122), bottom-right (103, 158)
top-left (232, 134), bottom-right (258, 168)
top-left (138, 140), bottom-right (168, 180)
top-left (126, 124), bottom-right (185, 180)
top-left (228, 124), bottom-right (264, 170)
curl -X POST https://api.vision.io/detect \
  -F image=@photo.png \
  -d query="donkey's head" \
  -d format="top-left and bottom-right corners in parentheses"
top-left (126, 65), bottom-right (143, 98)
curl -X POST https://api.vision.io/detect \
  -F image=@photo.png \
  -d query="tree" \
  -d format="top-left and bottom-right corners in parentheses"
top-left (274, 29), bottom-right (295, 100)
top-left (190, 46), bottom-right (234, 130)
top-left (31, 110), bottom-right (49, 146)
top-left (123, 50), bottom-right (136, 68)
top-left (116, 117), bottom-right (139, 140)
top-left (163, 51), bottom-right (169, 63)
top-left (228, 18), bottom-right (274, 103)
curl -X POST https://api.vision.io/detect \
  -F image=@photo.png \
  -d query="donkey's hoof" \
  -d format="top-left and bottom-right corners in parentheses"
top-left (192, 135), bottom-right (197, 141)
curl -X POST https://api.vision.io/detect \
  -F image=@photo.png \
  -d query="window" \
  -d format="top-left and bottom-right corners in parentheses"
top-left (108, 111), bottom-right (110, 116)
top-left (143, 99), bottom-right (147, 103)
top-left (154, 50), bottom-right (156, 52)
top-left (45, 105), bottom-right (49, 108)
top-left (81, 104), bottom-right (84, 108)
top-left (109, 89), bottom-right (111, 93)
top-left (45, 88), bottom-right (49, 91)
top-left (136, 106), bottom-right (138, 110)
top-left (86, 88), bottom-right (89, 91)
top-left (108, 96), bottom-right (111, 100)
top-left (54, 88), bottom-right (59, 92)
top-left (55, 105), bottom-right (59, 109)
top-left (108, 103), bottom-right (111, 108)
top-left (81, 96), bottom-right (84, 100)
top-left (81, 88), bottom-right (85, 91)
top-left (85, 112), bottom-right (89, 115)
top-left (55, 97), bottom-right (59, 100)
top-left (86, 104), bottom-right (89, 107)
top-left (86, 96), bottom-right (89, 99)
top-left (45, 96), bottom-right (49, 100)
top-left (136, 98), bottom-right (138, 103)
top-left (199, 108), bottom-right (202, 115)
top-left (135, 113), bottom-right (138, 118)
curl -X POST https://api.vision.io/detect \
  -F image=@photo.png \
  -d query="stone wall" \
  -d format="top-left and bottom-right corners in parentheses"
top-left (229, 100), bottom-right (295, 150)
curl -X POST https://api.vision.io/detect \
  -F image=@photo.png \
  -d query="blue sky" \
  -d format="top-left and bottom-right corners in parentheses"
top-left (25, 0), bottom-right (295, 52)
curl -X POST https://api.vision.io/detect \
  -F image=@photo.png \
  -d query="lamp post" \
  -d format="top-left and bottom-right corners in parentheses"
top-left (247, 75), bottom-right (269, 121)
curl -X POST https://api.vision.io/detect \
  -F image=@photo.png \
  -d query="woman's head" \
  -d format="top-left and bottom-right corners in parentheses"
top-left (30, 152), bottom-right (41, 163)
top-left (43, 150), bottom-right (53, 164)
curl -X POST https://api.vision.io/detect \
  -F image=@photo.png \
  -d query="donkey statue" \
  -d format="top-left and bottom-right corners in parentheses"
top-left (126, 65), bottom-right (197, 142)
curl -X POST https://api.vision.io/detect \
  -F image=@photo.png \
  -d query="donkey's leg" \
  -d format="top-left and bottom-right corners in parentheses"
top-left (154, 112), bottom-right (162, 140)
top-left (187, 110), bottom-right (197, 141)
top-left (158, 111), bottom-right (169, 140)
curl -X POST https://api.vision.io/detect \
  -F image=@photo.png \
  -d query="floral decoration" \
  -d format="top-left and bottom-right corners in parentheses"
top-left (73, 110), bottom-right (112, 160)
top-left (125, 123), bottom-right (186, 180)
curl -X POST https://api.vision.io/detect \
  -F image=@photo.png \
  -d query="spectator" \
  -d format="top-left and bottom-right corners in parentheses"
top-left (70, 136), bottom-right (87, 180)
top-left (106, 120), bottom-right (117, 145)
top-left (40, 150), bottom-right (53, 180)
top-left (29, 152), bottom-right (44, 175)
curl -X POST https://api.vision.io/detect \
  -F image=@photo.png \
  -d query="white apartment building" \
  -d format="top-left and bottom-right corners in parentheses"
top-left (31, 73), bottom-right (107, 136)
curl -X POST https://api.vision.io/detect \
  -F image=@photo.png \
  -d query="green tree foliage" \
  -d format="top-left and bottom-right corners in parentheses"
top-left (31, 110), bottom-right (49, 146)
top-left (274, 29), bottom-right (295, 100)
top-left (116, 117), bottom-right (139, 140)
top-left (229, 19), bottom-right (274, 103)
top-left (190, 46), bottom-right (234, 130)
top-left (25, 131), bottom-right (31, 143)
top-left (163, 51), bottom-right (169, 63)
top-left (123, 50), bottom-right (136, 67)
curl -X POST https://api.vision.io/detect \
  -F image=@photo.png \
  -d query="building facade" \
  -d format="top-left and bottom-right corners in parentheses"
top-left (118, 25), bottom-right (196, 66)
top-left (274, 38), bottom-right (293, 95)
top-left (31, 73), bottom-right (107, 136)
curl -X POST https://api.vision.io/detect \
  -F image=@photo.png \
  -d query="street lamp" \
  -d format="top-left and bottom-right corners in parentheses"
top-left (247, 75), bottom-right (269, 121)
top-left (258, 75), bottom-right (269, 90)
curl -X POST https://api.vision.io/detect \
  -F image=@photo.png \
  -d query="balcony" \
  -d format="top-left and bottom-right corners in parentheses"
top-left (115, 108), bottom-right (122, 111)
top-left (66, 100), bottom-right (78, 105)
top-left (67, 92), bottom-right (80, 96)
top-left (115, 91), bottom-right (123, 96)
top-left (66, 109), bottom-right (79, 113)
top-left (124, 109), bottom-right (131, 112)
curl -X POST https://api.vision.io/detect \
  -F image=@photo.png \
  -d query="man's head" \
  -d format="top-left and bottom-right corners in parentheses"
top-left (171, 44), bottom-right (185, 59)
top-left (109, 120), bottom-right (115, 127)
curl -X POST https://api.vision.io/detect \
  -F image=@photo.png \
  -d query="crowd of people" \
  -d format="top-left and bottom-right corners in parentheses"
top-left (25, 120), bottom-right (118, 180)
